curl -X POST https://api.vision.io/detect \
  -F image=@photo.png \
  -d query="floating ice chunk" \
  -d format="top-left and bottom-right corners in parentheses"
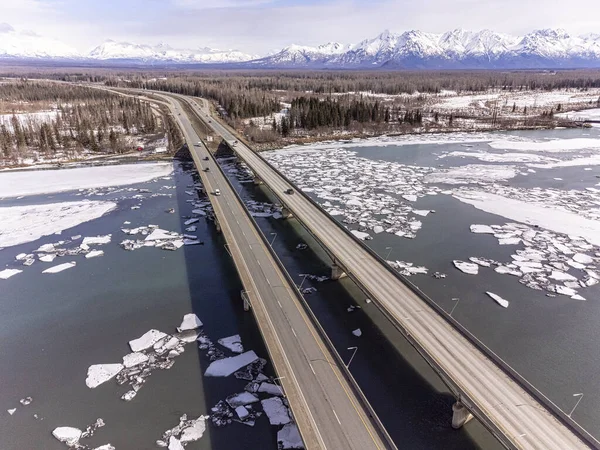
top-left (261, 397), bottom-right (291, 425)
top-left (226, 392), bottom-right (259, 408)
top-left (129, 329), bottom-right (168, 352)
top-left (571, 294), bottom-right (586, 301)
top-left (572, 253), bottom-right (594, 264)
top-left (185, 225), bottom-right (197, 232)
top-left (19, 397), bottom-right (32, 406)
top-left (145, 228), bottom-right (177, 241)
top-left (235, 406), bottom-right (249, 420)
top-left (122, 352), bottom-right (149, 368)
top-left (183, 239), bottom-right (202, 245)
top-left (498, 237), bottom-right (521, 245)
top-left (556, 285), bottom-right (578, 297)
top-left (15, 253), bottom-right (28, 261)
top-left (121, 390), bottom-right (137, 401)
top-left (205, 351), bottom-right (258, 377)
top-left (277, 423), bottom-right (303, 449)
top-left (350, 230), bottom-right (371, 240)
top-left (184, 218), bottom-right (200, 226)
top-left (373, 225), bottom-right (384, 234)
top-left (39, 254), bottom-right (57, 262)
top-left (85, 250), bottom-right (104, 259)
top-left (52, 427), bottom-right (82, 446)
top-left (86, 364), bottom-right (123, 388)
top-left (218, 334), bottom-right (243, 353)
top-left (8, 408), bottom-right (16, 415)
top-left (168, 436), bottom-right (185, 450)
top-left (470, 224), bottom-right (495, 234)
top-left (485, 292), bottom-right (509, 308)
top-left (177, 314), bottom-right (203, 332)
top-left (352, 328), bottom-right (362, 337)
top-left (412, 210), bottom-right (430, 217)
top-left (42, 261), bottom-right (76, 274)
top-left (180, 416), bottom-right (209, 443)
top-left (469, 257), bottom-right (491, 267)
top-left (402, 194), bottom-right (417, 202)
top-left (36, 243), bottom-right (56, 253)
top-left (495, 266), bottom-right (522, 276)
top-left (453, 260), bottom-right (478, 275)
top-left (92, 445), bottom-right (115, 450)
top-left (549, 271), bottom-right (577, 282)
top-left (0, 268), bottom-right (22, 279)
top-left (258, 382), bottom-right (284, 396)
top-left (82, 235), bottom-right (111, 245)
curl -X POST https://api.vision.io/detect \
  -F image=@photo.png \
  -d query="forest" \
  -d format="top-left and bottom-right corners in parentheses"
top-left (0, 81), bottom-right (164, 163)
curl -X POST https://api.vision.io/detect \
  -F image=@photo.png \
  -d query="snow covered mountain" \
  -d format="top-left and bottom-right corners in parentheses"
top-left (87, 40), bottom-right (256, 64)
top-left (2, 24), bottom-right (600, 69)
top-left (0, 24), bottom-right (79, 60)
top-left (252, 28), bottom-right (600, 69)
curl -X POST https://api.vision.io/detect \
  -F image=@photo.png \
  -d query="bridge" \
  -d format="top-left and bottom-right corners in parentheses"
top-left (161, 91), bottom-right (594, 450)
top-left (155, 93), bottom-right (395, 450)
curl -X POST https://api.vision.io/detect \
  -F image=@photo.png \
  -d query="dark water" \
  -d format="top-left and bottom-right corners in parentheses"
top-left (0, 162), bottom-right (278, 449)
top-left (261, 126), bottom-right (600, 442)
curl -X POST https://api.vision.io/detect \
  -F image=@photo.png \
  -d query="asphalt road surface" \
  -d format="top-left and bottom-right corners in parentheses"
top-left (178, 94), bottom-right (592, 450)
top-left (160, 94), bottom-right (393, 450)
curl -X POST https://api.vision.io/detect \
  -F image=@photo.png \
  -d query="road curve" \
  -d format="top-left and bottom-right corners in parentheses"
top-left (157, 94), bottom-right (394, 450)
top-left (177, 94), bottom-right (592, 450)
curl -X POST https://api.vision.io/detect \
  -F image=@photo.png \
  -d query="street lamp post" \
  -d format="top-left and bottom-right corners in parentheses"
top-left (450, 297), bottom-right (460, 317)
top-left (346, 346), bottom-right (358, 369)
top-left (270, 232), bottom-right (277, 247)
top-left (568, 393), bottom-right (584, 418)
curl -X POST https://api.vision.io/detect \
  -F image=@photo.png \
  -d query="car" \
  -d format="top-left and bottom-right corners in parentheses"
top-left (203, 156), bottom-right (209, 161)
top-left (208, 120), bottom-right (212, 123)
top-left (214, 189), bottom-right (221, 196)
top-left (203, 167), bottom-right (210, 172)
top-left (194, 142), bottom-right (201, 147)
top-left (285, 188), bottom-right (294, 195)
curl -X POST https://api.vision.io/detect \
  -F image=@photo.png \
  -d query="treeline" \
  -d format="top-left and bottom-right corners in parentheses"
top-left (0, 81), bottom-right (115, 104)
top-left (106, 77), bottom-right (281, 120)
top-left (103, 69), bottom-right (600, 97)
top-left (0, 82), bottom-right (159, 160)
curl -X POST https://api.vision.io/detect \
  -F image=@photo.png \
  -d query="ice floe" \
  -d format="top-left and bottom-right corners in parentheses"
top-left (278, 423), bottom-right (304, 449)
top-left (86, 364), bottom-right (124, 388)
top-left (52, 427), bottom-right (82, 446)
top-left (0, 162), bottom-right (173, 198)
top-left (453, 260), bottom-right (479, 275)
top-left (42, 261), bottom-right (76, 274)
top-left (387, 260), bottom-right (428, 276)
top-left (177, 313), bottom-right (203, 332)
top-left (352, 328), bottom-right (362, 337)
top-left (218, 334), bottom-right (244, 353)
top-left (261, 397), bottom-right (291, 425)
top-left (226, 392), bottom-right (260, 408)
top-left (85, 250), bottom-right (104, 259)
top-left (0, 201), bottom-right (116, 248)
top-left (0, 268), bottom-right (22, 279)
top-left (129, 329), bottom-right (168, 352)
top-left (7, 408), bottom-right (16, 415)
top-left (205, 351), bottom-right (259, 377)
top-left (485, 292), bottom-right (510, 308)
top-left (488, 137), bottom-right (600, 153)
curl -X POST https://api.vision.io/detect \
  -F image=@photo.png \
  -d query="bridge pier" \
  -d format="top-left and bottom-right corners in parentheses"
top-left (331, 263), bottom-right (347, 280)
top-left (253, 176), bottom-right (263, 185)
top-left (241, 290), bottom-right (251, 311)
top-left (451, 401), bottom-right (473, 429)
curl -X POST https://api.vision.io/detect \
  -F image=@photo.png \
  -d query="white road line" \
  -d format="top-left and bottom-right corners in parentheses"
top-left (332, 408), bottom-right (342, 425)
top-left (291, 328), bottom-right (297, 337)
top-left (309, 362), bottom-right (316, 375)
top-left (277, 300), bottom-right (283, 309)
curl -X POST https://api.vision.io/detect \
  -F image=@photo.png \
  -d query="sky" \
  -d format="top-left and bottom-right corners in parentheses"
top-left (1, 0), bottom-right (599, 55)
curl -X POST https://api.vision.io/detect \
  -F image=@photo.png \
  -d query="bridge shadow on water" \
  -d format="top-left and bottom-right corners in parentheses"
top-left (171, 152), bottom-right (279, 450)
top-left (208, 146), bottom-right (505, 450)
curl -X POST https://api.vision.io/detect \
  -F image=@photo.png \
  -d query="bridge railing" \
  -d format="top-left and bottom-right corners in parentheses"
top-left (222, 132), bottom-right (598, 449)
top-left (190, 120), bottom-right (397, 449)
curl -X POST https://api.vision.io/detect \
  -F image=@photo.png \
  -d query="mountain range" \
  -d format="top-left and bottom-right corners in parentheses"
top-left (2, 24), bottom-right (600, 69)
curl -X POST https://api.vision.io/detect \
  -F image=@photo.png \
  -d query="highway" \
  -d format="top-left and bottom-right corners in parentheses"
top-left (157, 94), bottom-right (393, 450)
top-left (173, 93), bottom-right (593, 450)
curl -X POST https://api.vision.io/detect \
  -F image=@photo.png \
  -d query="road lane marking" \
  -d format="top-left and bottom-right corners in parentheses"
top-left (277, 300), bottom-right (283, 309)
top-left (332, 409), bottom-right (341, 425)
top-left (291, 328), bottom-right (297, 337)
top-left (309, 362), bottom-right (316, 375)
